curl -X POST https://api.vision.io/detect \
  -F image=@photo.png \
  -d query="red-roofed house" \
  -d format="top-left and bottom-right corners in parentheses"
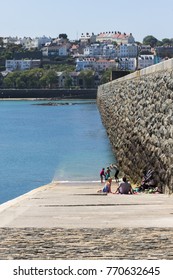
top-left (96, 31), bottom-right (135, 44)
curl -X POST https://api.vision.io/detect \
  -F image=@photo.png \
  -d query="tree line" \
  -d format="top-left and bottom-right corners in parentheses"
top-left (142, 35), bottom-right (173, 47)
top-left (0, 68), bottom-right (99, 89)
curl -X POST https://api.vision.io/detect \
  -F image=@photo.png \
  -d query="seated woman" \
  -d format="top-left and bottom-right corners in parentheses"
top-left (97, 177), bottom-right (112, 193)
top-left (116, 176), bottom-right (133, 194)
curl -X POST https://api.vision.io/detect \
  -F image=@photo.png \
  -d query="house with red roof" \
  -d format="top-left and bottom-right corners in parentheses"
top-left (96, 31), bottom-right (135, 44)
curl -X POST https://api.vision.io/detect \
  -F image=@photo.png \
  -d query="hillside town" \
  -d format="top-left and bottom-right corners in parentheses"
top-left (0, 31), bottom-right (173, 89)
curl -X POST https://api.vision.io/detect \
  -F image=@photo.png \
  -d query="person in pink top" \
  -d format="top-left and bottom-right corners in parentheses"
top-left (100, 168), bottom-right (105, 183)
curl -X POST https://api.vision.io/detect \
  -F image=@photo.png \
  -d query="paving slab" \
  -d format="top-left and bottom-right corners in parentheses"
top-left (0, 181), bottom-right (172, 228)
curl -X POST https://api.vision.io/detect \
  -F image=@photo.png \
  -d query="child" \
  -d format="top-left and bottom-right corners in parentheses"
top-left (100, 168), bottom-right (105, 183)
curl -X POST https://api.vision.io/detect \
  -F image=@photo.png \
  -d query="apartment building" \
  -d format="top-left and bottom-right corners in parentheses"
top-left (5, 59), bottom-right (41, 71)
top-left (118, 58), bottom-right (136, 71)
top-left (2, 36), bottom-right (52, 49)
top-left (84, 44), bottom-right (101, 57)
top-left (117, 44), bottom-right (138, 58)
top-left (138, 55), bottom-right (155, 69)
top-left (96, 31), bottom-right (135, 44)
top-left (76, 58), bottom-right (118, 71)
top-left (31, 36), bottom-right (51, 49)
top-left (102, 44), bottom-right (117, 58)
top-left (76, 58), bottom-right (96, 71)
top-left (84, 43), bottom-right (117, 58)
top-left (79, 33), bottom-right (97, 44)
top-left (42, 45), bottom-right (68, 57)
top-left (94, 59), bottom-right (118, 71)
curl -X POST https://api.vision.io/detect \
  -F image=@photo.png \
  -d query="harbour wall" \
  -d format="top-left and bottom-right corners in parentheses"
top-left (97, 59), bottom-right (173, 193)
top-left (0, 89), bottom-right (97, 99)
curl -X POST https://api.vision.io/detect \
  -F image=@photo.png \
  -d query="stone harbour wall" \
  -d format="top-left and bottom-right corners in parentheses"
top-left (97, 59), bottom-right (173, 193)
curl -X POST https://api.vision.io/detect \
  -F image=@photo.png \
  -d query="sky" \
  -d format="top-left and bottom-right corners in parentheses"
top-left (1, 0), bottom-right (173, 43)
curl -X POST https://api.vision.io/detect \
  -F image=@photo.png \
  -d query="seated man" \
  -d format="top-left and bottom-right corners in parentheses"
top-left (116, 176), bottom-right (133, 194)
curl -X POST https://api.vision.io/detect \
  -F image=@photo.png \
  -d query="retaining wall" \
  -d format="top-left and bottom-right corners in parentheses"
top-left (0, 89), bottom-right (97, 99)
top-left (97, 59), bottom-right (173, 193)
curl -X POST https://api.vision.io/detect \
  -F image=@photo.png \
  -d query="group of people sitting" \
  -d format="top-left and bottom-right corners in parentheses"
top-left (99, 163), bottom-right (133, 194)
top-left (98, 165), bottom-right (160, 195)
top-left (98, 176), bottom-right (133, 194)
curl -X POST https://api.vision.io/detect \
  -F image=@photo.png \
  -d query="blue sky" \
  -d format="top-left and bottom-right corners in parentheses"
top-left (1, 0), bottom-right (173, 42)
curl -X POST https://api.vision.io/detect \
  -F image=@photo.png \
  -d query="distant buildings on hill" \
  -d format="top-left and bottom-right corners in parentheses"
top-left (1, 31), bottom-right (173, 75)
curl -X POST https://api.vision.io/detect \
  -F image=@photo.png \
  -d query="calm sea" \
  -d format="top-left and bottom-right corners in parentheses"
top-left (0, 99), bottom-right (115, 204)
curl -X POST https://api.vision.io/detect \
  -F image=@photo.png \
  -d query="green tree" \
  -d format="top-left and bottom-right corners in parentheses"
top-left (156, 40), bottom-right (163, 46)
top-left (162, 38), bottom-right (172, 45)
top-left (100, 69), bottom-right (111, 84)
top-left (3, 71), bottom-right (20, 88)
top-left (143, 35), bottom-right (158, 47)
top-left (47, 70), bottom-right (57, 88)
top-left (3, 50), bottom-right (13, 59)
top-left (59, 33), bottom-right (68, 39)
top-left (79, 70), bottom-right (95, 88)
top-left (16, 77), bottom-right (26, 89)
top-left (39, 75), bottom-right (48, 88)
top-left (49, 64), bottom-right (75, 72)
top-left (64, 75), bottom-right (72, 88)
top-left (0, 37), bottom-right (4, 48)
top-left (0, 72), bottom-right (3, 87)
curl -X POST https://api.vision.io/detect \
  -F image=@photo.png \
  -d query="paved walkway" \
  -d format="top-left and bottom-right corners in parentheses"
top-left (0, 182), bottom-right (173, 228)
top-left (0, 182), bottom-right (173, 259)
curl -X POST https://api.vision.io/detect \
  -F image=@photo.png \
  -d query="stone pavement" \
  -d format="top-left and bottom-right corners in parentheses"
top-left (0, 182), bottom-right (173, 259)
top-left (0, 227), bottom-right (173, 260)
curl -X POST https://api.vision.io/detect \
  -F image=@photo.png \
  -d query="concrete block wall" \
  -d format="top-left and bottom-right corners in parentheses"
top-left (97, 59), bottom-right (173, 193)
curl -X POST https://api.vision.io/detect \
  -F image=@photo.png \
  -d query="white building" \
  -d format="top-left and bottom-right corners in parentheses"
top-left (96, 31), bottom-right (135, 44)
top-left (138, 55), bottom-right (155, 69)
top-left (117, 55), bottom-right (155, 71)
top-left (76, 58), bottom-right (96, 71)
top-left (5, 59), bottom-right (41, 71)
top-left (76, 58), bottom-right (118, 71)
top-left (94, 59), bottom-right (118, 71)
top-left (84, 43), bottom-right (117, 58)
top-left (3, 37), bottom-right (19, 46)
top-left (42, 45), bottom-right (68, 57)
top-left (84, 44), bottom-right (101, 57)
top-left (118, 58), bottom-right (136, 71)
top-left (117, 44), bottom-right (138, 58)
top-left (102, 44), bottom-right (117, 58)
top-left (23, 36), bottom-right (52, 49)
top-left (79, 33), bottom-right (97, 44)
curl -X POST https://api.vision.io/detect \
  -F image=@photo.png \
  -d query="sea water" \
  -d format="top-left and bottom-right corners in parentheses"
top-left (0, 99), bottom-right (115, 204)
